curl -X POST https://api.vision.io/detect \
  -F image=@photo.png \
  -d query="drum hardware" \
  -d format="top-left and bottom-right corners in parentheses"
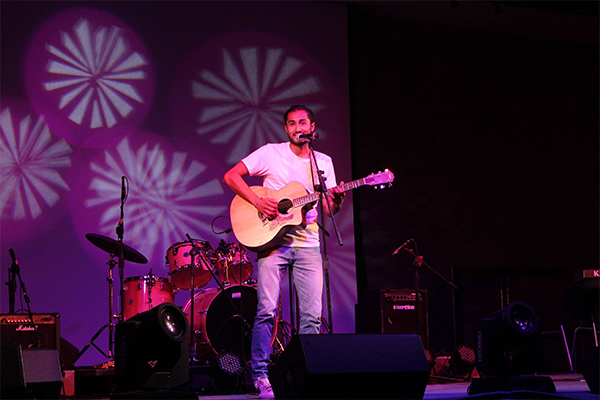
top-left (179, 234), bottom-right (255, 365)
top-left (215, 240), bottom-right (253, 286)
top-left (74, 229), bottom-right (148, 364)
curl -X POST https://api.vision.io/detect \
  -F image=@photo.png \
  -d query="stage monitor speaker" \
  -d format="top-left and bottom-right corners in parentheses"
top-left (1, 342), bottom-right (26, 399)
top-left (0, 343), bottom-right (62, 399)
top-left (269, 334), bottom-right (430, 399)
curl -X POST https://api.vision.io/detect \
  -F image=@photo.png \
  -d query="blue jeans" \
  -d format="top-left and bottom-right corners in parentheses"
top-left (251, 246), bottom-right (323, 379)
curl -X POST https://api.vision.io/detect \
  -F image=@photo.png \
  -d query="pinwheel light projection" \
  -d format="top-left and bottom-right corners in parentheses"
top-left (0, 101), bottom-right (73, 243)
top-left (169, 31), bottom-right (337, 165)
top-left (69, 130), bottom-right (230, 277)
top-left (25, 8), bottom-right (154, 148)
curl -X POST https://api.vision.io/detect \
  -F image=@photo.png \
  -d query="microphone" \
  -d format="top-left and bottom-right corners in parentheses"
top-left (392, 238), bottom-right (413, 256)
top-left (298, 132), bottom-right (319, 140)
top-left (121, 176), bottom-right (127, 202)
top-left (9, 248), bottom-right (17, 264)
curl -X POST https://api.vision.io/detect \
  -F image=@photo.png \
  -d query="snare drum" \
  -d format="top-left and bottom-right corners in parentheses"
top-left (123, 276), bottom-right (175, 321)
top-left (216, 242), bottom-right (253, 285)
top-left (166, 240), bottom-right (215, 290)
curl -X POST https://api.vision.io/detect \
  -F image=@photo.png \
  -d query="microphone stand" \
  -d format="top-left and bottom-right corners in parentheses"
top-left (307, 137), bottom-right (342, 334)
top-left (399, 241), bottom-right (458, 348)
top-left (7, 250), bottom-right (17, 313)
top-left (9, 249), bottom-right (41, 348)
top-left (113, 177), bottom-right (128, 357)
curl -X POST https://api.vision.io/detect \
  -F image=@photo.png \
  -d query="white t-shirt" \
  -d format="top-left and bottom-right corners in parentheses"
top-left (242, 142), bottom-right (337, 247)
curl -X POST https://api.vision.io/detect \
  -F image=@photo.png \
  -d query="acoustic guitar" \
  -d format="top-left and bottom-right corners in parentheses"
top-left (230, 170), bottom-right (394, 252)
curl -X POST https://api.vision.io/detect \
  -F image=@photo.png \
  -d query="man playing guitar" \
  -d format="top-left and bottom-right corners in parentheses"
top-left (223, 104), bottom-right (345, 398)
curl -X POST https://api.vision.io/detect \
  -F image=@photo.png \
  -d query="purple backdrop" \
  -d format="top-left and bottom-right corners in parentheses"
top-left (1, 1), bottom-right (354, 367)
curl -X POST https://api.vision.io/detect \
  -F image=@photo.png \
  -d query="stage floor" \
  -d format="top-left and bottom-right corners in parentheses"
top-left (68, 372), bottom-right (596, 400)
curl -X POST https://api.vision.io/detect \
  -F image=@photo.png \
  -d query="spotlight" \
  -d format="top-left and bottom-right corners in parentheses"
top-left (216, 352), bottom-right (245, 376)
top-left (211, 351), bottom-right (247, 394)
top-left (449, 344), bottom-right (476, 379)
top-left (423, 347), bottom-right (437, 369)
top-left (476, 301), bottom-right (541, 377)
top-left (469, 302), bottom-right (555, 395)
top-left (115, 302), bottom-right (189, 390)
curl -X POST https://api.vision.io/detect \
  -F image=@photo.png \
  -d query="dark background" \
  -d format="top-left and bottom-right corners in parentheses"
top-left (349, 1), bottom-right (598, 370)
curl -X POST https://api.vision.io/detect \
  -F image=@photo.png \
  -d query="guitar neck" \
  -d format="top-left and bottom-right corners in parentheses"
top-left (293, 179), bottom-right (366, 208)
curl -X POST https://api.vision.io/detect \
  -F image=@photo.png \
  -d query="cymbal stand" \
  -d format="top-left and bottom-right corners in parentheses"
top-left (73, 254), bottom-right (116, 363)
top-left (186, 235), bottom-right (198, 360)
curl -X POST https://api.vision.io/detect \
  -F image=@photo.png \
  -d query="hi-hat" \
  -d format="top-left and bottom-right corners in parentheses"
top-left (86, 233), bottom-right (148, 264)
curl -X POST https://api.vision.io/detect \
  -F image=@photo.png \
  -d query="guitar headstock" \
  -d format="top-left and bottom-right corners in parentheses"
top-left (365, 169), bottom-right (394, 189)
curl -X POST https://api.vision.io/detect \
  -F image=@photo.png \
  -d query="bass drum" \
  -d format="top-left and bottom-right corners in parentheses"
top-left (182, 285), bottom-right (257, 360)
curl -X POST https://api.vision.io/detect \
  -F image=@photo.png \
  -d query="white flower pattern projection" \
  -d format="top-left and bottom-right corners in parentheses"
top-left (0, 104), bottom-right (72, 242)
top-left (169, 32), bottom-right (335, 165)
top-left (44, 19), bottom-right (147, 129)
top-left (71, 132), bottom-right (229, 274)
top-left (25, 9), bottom-right (153, 148)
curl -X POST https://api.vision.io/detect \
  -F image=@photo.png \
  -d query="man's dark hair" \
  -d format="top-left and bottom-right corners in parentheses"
top-left (283, 105), bottom-right (315, 125)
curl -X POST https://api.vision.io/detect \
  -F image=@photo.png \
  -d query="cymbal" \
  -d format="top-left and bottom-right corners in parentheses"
top-left (85, 233), bottom-right (148, 264)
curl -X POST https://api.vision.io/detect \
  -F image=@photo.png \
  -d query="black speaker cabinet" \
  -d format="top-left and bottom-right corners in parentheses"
top-left (269, 334), bottom-right (430, 399)
top-left (356, 289), bottom-right (429, 347)
top-left (1, 343), bottom-right (62, 399)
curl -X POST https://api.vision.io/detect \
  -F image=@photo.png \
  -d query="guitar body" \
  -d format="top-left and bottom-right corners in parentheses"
top-left (230, 182), bottom-right (309, 253)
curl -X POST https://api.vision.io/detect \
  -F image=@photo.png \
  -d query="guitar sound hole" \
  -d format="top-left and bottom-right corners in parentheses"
top-left (278, 199), bottom-right (293, 214)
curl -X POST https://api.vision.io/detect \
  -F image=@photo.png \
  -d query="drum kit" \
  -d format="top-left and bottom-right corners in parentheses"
top-left (76, 233), bottom-right (256, 363)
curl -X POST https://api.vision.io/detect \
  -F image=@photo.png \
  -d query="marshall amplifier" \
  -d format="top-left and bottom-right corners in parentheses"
top-left (0, 313), bottom-right (60, 354)
top-left (356, 289), bottom-right (429, 347)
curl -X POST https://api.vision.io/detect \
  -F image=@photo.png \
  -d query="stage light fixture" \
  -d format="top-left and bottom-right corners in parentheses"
top-left (469, 301), bottom-right (555, 395)
top-left (476, 301), bottom-right (541, 377)
top-left (115, 302), bottom-right (189, 390)
top-left (211, 351), bottom-right (247, 394)
top-left (449, 344), bottom-right (476, 378)
top-left (216, 352), bottom-right (245, 376)
top-left (423, 347), bottom-right (437, 369)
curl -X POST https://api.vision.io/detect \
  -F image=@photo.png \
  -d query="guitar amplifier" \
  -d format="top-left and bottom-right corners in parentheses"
top-left (356, 289), bottom-right (429, 347)
top-left (0, 313), bottom-right (60, 354)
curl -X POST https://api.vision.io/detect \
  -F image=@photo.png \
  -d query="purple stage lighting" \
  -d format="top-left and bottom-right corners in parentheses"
top-left (25, 8), bottom-right (154, 148)
top-left (169, 31), bottom-right (338, 166)
top-left (0, 100), bottom-right (74, 243)
top-left (69, 129), bottom-right (229, 276)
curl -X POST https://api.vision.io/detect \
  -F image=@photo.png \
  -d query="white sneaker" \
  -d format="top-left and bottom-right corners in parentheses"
top-left (254, 377), bottom-right (275, 399)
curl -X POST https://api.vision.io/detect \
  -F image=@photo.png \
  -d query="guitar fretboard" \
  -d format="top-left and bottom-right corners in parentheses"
top-left (292, 178), bottom-right (367, 208)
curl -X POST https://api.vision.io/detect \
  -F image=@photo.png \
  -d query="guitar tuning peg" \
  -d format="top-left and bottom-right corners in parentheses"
top-left (388, 183), bottom-right (393, 187)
